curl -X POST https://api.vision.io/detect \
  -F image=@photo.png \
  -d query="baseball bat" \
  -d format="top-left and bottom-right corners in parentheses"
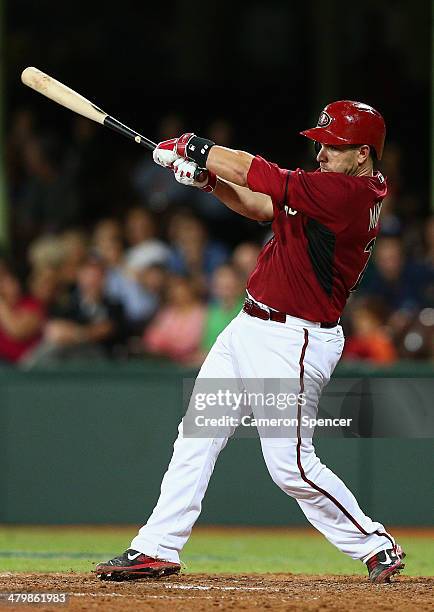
top-left (21, 67), bottom-right (157, 150)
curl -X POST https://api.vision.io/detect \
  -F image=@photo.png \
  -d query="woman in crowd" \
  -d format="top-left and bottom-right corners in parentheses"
top-left (143, 275), bottom-right (205, 364)
top-left (0, 269), bottom-right (46, 364)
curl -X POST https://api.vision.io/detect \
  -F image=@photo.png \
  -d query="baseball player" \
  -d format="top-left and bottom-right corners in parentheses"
top-left (96, 101), bottom-right (405, 584)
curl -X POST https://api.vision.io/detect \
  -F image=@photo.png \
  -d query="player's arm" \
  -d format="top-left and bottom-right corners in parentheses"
top-left (205, 146), bottom-right (253, 187)
top-left (153, 134), bottom-right (283, 218)
top-left (213, 178), bottom-right (273, 222)
top-left (171, 157), bottom-right (273, 221)
top-left (176, 137), bottom-right (351, 228)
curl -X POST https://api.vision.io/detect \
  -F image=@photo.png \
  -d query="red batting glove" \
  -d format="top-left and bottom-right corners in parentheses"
top-left (153, 133), bottom-right (195, 168)
top-left (153, 138), bottom-right (180, 168)
top-left (175, 133), bottom-right (195, 157)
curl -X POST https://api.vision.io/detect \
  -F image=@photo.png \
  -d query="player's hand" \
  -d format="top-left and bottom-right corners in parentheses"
top-left (152, 133), bottom-right (194, 168)
top-left (173, 158), bottom-right (217, 193)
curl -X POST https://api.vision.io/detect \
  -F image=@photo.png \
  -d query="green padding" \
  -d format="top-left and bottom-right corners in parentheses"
top-left (0, 363), bottom-right (432, 525)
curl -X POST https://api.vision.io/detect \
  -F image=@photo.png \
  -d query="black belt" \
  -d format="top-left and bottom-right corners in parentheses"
top-left (243, 299), bottom-right (338, 328)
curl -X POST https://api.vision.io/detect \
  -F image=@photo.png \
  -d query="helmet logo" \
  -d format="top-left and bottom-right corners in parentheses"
top-left (317, 111), bottom-right (332, 127)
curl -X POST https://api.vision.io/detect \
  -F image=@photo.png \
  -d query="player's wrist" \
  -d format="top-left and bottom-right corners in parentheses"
top-left (176, 133), bottom-right (215, 167)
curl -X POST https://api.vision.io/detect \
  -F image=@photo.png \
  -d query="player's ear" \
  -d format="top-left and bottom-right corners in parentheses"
top-left (358, 145), bottom-right (371, 164)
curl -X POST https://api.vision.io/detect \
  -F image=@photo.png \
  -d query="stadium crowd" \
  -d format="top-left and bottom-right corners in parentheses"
top-left (1, 110), bottom-right (433, 367)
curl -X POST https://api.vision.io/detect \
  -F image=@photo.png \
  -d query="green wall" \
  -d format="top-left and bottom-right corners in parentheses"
top-left (0, 363), bottom-right (432, 525)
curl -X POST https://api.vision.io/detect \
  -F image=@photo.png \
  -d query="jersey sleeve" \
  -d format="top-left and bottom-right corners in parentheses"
top-left (247, 156), bottom-right (351, 229)
top-left (286, 169), bottom-right (351, 228)
top-left (246, 156), bottom-right (290, 215)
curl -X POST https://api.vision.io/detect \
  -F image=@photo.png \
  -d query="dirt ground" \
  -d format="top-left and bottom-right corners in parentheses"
top-left (0, 572), bottom-right (432, 612)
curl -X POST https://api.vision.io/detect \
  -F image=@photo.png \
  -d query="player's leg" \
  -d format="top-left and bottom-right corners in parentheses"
top-left (232, 313), bottom-right (400, 564)
top-left (128, 318), bottom-right (245, 563)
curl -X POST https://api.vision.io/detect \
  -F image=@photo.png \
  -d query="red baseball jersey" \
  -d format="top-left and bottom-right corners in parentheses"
top-left (246, 156), bottom-right (388, 323)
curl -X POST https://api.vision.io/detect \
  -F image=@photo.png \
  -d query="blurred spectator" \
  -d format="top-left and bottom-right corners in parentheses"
top-left (143, 275), bottom-right (205, 364)
top-left (137, 264), bottom-right (169, 303)
top-left (0, 270), bottom-right (46, 364)
top-left (6, 109), bottom-right (35, 196)
top-left (377, 195), bottom-right (402, 237)
top-left (29, 268), bottom-right (59, 310)
top-left (167, 212), bottom-right (228, 293)
top-left (92, 217), bottom-right (123, 245)
top-left (394, 310), bottom-right (434, 361)
top-left (15, 133), bottom-right (80, 242)
top-left (25, 257), bottom-right (125, 365)
top-left (124, 208), bottom-right (170, 274)
top-left (28, 234), bottom-right (66, 273)
top-left (201, 265), bottom-right (244, 354)
top-left (59, 230), bottom-right (89, 286)
top-left (343, 302), bottom-right (397, 364)
top-left (93, 220), bottom-right (158, 331)
top-left (232, 242), bottom-right (261, 284)
top-left (361, 236), bottom-right (433, 313)
top-left (378, 142), bottom-right (403, 197)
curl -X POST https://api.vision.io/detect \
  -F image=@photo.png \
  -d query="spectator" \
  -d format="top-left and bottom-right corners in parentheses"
top-left (6, 109), bottom-right (35, 197)
top-left (28, 234), bottom-right (66, 273)
top-left (361, 236), bottom-right (433, 313)
top-left (124, 208), bottom-right (170, 274)
top-left (201, 265), bottom-right (244, 353)
top-left (343, 302), bottom-right (397, 364)
top-left (59, 229), bottom-right (89, 287)
top-left (137, 264), bottom-right (169, 303)
top-left (93, 223), bottom-right (157, 331)
top-left (29, 268), bottom-right (59, 310)
top-left (25, 257), bottom-right (125, 365)
top-left (92, 217), bottom-right (123, 245)
top-left (377, 195), bottom-right (402, 237)
top-left (378, 142), bottom-right (403, 197)
top-left (232, 242), bottom-right (261, 283)
top-left (167, 212), bottom-right (228, 293)
top-left (143, 275), bottom-right (205, 364)
top-left (0, 270), bottom-right (46, 364)
top-left (15, 133), bottom-right (80, 243)
top-left (395, 311), bottom-right (434, 361)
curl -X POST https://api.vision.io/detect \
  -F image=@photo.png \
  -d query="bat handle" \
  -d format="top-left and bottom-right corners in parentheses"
top-left (104, 115), bottom-right (157, 150)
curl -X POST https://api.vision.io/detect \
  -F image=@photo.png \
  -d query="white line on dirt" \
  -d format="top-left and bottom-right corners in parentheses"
top-left (72, 593), bottom-right (213, 600)
top-left (70, 584), bottom-right (282, 597)
top-left (164, 584), bottom-right (280, 592)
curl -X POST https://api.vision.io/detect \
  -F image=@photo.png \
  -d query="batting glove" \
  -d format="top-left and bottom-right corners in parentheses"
top-left (153, 137), bottom-right (184, 168)
top-left (173, 159), bottom-right (217, 193)
top-left (154, 132), bottom-right (216, 166)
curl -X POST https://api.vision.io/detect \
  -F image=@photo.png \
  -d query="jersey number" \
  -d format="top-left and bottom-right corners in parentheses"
top-left (350, 237), bottom-right (377, 292)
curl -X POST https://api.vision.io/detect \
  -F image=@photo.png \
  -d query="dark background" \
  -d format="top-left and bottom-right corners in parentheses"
top-left (5, 0), bottom-right (430, 209)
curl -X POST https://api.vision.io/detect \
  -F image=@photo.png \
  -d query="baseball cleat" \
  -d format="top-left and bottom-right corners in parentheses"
top-left (366, 546), bottom-right (406, 584)
top-left (95, 549), bottom-right (181, 581)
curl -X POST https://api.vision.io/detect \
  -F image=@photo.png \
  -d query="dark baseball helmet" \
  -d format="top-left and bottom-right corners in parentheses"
top-left (300, 100), bottom-right (386, 159)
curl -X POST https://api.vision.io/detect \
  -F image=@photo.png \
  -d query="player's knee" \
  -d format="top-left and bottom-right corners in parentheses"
top-left (263, 445), bottom-right (320, 498)
top-left (269, 463), bottom-right (303, 493)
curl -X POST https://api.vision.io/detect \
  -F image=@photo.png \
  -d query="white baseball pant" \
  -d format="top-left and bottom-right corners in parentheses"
top-left (131, 306), bottom-right (395, 563)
